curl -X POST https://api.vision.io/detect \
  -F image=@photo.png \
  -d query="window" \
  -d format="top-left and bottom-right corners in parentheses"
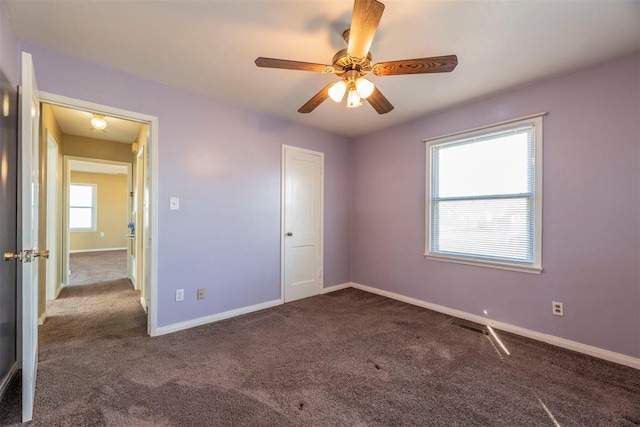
top-left (69, 183), bottom-right (97, 231)
top-left (425, 115), bottom-right (544, 273)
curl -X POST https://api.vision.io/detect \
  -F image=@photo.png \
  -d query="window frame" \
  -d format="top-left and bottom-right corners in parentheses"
top-left (69, 182), bottom-right (97, 232)
top-left (424, 114), bottom-right (545, 274)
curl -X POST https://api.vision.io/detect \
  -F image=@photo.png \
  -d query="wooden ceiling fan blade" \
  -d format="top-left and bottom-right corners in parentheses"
top-left (366, 86), bottom-right (394, 114)
top-left (255, 57), bottom-right (333, 73)
top-left (373, 55), bottom-right (458, 76)
top-left (347, 0), bottom-right (385, 59)
top-left (298, 82), bottom-right (334, 113)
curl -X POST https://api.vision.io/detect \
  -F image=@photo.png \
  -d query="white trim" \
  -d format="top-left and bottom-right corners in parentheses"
top-left (148, 119), bottom-right (159, 337)
top-left (350, 282), bottom-right (640, 370)
top-left (280, 147), bottom-right (285, 301)
top-left (69, 247), bottom-right (126, 254)
top-left (38, 313), bottom-right (46, 326)
top-left (423, 253), bottom-right (542, 274)
top-left (40, 91), bottom-right (159, 337)
top-left (155, 299), bottom-right (283, 336)
top-left (140, 296), bottom-right (147, 313)
top-left (280, 145), bottom-right (325, 303)
top-left (0, 362), bottom-right (18, 402)
top-left (39, 91), bottom-right (157, 123)
top-left (422, 112), bottom-right (548, 143)
top-left (45, 131), bottom-right (60, 302)
top-left (321, 282), bottom-right (352, 294)
top-left (64, 156), bottom-right (132, 285)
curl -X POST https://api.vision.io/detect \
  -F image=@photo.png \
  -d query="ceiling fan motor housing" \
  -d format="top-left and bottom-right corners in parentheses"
top-left (332, 48), bottom-right (373, 77)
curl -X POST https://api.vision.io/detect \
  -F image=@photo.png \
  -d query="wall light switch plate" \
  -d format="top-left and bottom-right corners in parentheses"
top-left (176, 289), bottom-right (184, 302)
top-left (170, 197), bottom-right (180, 211)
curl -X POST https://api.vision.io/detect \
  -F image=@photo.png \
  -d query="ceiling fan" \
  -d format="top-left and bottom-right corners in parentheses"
top-left (255, 0), bottom-right (458, 114)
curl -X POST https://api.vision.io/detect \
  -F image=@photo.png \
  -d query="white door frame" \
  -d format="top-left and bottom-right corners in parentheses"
top-left (63, 155), bottom-right (132, 284)
top-left (280, 144), bottom-right (324, 302)
top-left (45, 131), bottom-right (60, 301)
top-left (134, 146), bottom-right (146, 309)
top-left (39, 91), bottom-right (160, 336)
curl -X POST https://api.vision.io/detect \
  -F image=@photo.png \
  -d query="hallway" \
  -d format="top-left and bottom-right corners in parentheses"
top-left (0, 280), bottom-right (145, 425)
top-left (69, 250), bottom-right (128, 287)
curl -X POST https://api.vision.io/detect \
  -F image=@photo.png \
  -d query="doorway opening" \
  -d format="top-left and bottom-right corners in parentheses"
top-left (65, 156), bottom-right (132, 288)
top-left (38, 94), bottom-right (158, 335)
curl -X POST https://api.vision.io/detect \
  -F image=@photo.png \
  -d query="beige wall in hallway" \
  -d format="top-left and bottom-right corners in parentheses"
top-left (70, 171), bottom-right (128, 252)
top-left (63, 134), bottom-right (133, 163)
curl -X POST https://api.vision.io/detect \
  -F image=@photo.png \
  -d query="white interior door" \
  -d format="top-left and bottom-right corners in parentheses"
top-left (19, 51), bottom-right (40, 423)
top-left (282, 145), bottom-right (323, 302)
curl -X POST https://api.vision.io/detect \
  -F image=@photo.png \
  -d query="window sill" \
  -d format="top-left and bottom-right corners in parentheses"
top-left (424, 253), bottom-right (542, 275)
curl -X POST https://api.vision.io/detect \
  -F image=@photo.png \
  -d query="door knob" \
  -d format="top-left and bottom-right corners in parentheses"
top-left (286, 232), bottom-right (293, 237)
top-left (4, 250), bottom-right (33, 262)
top-left (34, 249), bottom-right (50, 259)
top-left (4, 251), bottom-right (22, 261)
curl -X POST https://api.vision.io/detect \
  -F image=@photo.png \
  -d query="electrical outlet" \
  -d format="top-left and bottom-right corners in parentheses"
top-left (552, 301), bottom-right (564, 316)
top-left (197, 288), bottom-right (205, 300)
top-left (175, 289), bottom-right (184, 302)
top-left (100, 232), bottom-right (105, 237)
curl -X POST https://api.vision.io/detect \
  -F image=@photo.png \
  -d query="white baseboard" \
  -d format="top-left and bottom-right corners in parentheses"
top-left (351, 282), bottom-right (640, 370)
top-left (155, 298), bottom-right (283, 336)
top-left (70, 247), bottom-right (126, 254)
top-left (321, 282), bottom-right (352, 294)
top-left (38, 313), bottom-right (46, 326)
top-left (155, 283), bottom-right (350, 336)
top-left (55, 284), bottom-right (63, 298)
top-left (0, 362), bottom-right (18, 402)
top-left (140, 296), bottom-right (147, 313)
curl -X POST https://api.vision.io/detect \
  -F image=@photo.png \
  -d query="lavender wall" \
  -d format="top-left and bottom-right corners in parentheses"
top-left (21, 42), bottom-right (351, 328)
top-left (13, 29), bottom-right (639, 358)
top-left (352, 52), bottom-right (640, 358)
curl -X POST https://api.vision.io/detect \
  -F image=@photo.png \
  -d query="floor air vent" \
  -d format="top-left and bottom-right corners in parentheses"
top-left (450, 319), bottom-right (489, 335)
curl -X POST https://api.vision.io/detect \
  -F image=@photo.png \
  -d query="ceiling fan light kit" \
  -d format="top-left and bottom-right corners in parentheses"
top-left (328, 80), bottom-right (347, 102)
top-left (328, 71), bottom-right (375, 106)
top-left (347, 88), bottom-right (363, 108)
top-left (255, 0), bottom-right (457, 114)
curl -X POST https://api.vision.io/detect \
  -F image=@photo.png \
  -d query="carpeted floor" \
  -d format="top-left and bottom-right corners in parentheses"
top-left (69, 250), bottom-right (127, 286)
top-left (1, 284), bottom-right (639, 426)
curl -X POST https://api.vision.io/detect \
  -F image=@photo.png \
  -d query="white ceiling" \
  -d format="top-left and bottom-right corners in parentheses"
top-left (49, 104), bottom-right (143, 144)
top-left (69, 159), bottom-right (128, 175)
top-left (5, 0), bottom-right (640, 137)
